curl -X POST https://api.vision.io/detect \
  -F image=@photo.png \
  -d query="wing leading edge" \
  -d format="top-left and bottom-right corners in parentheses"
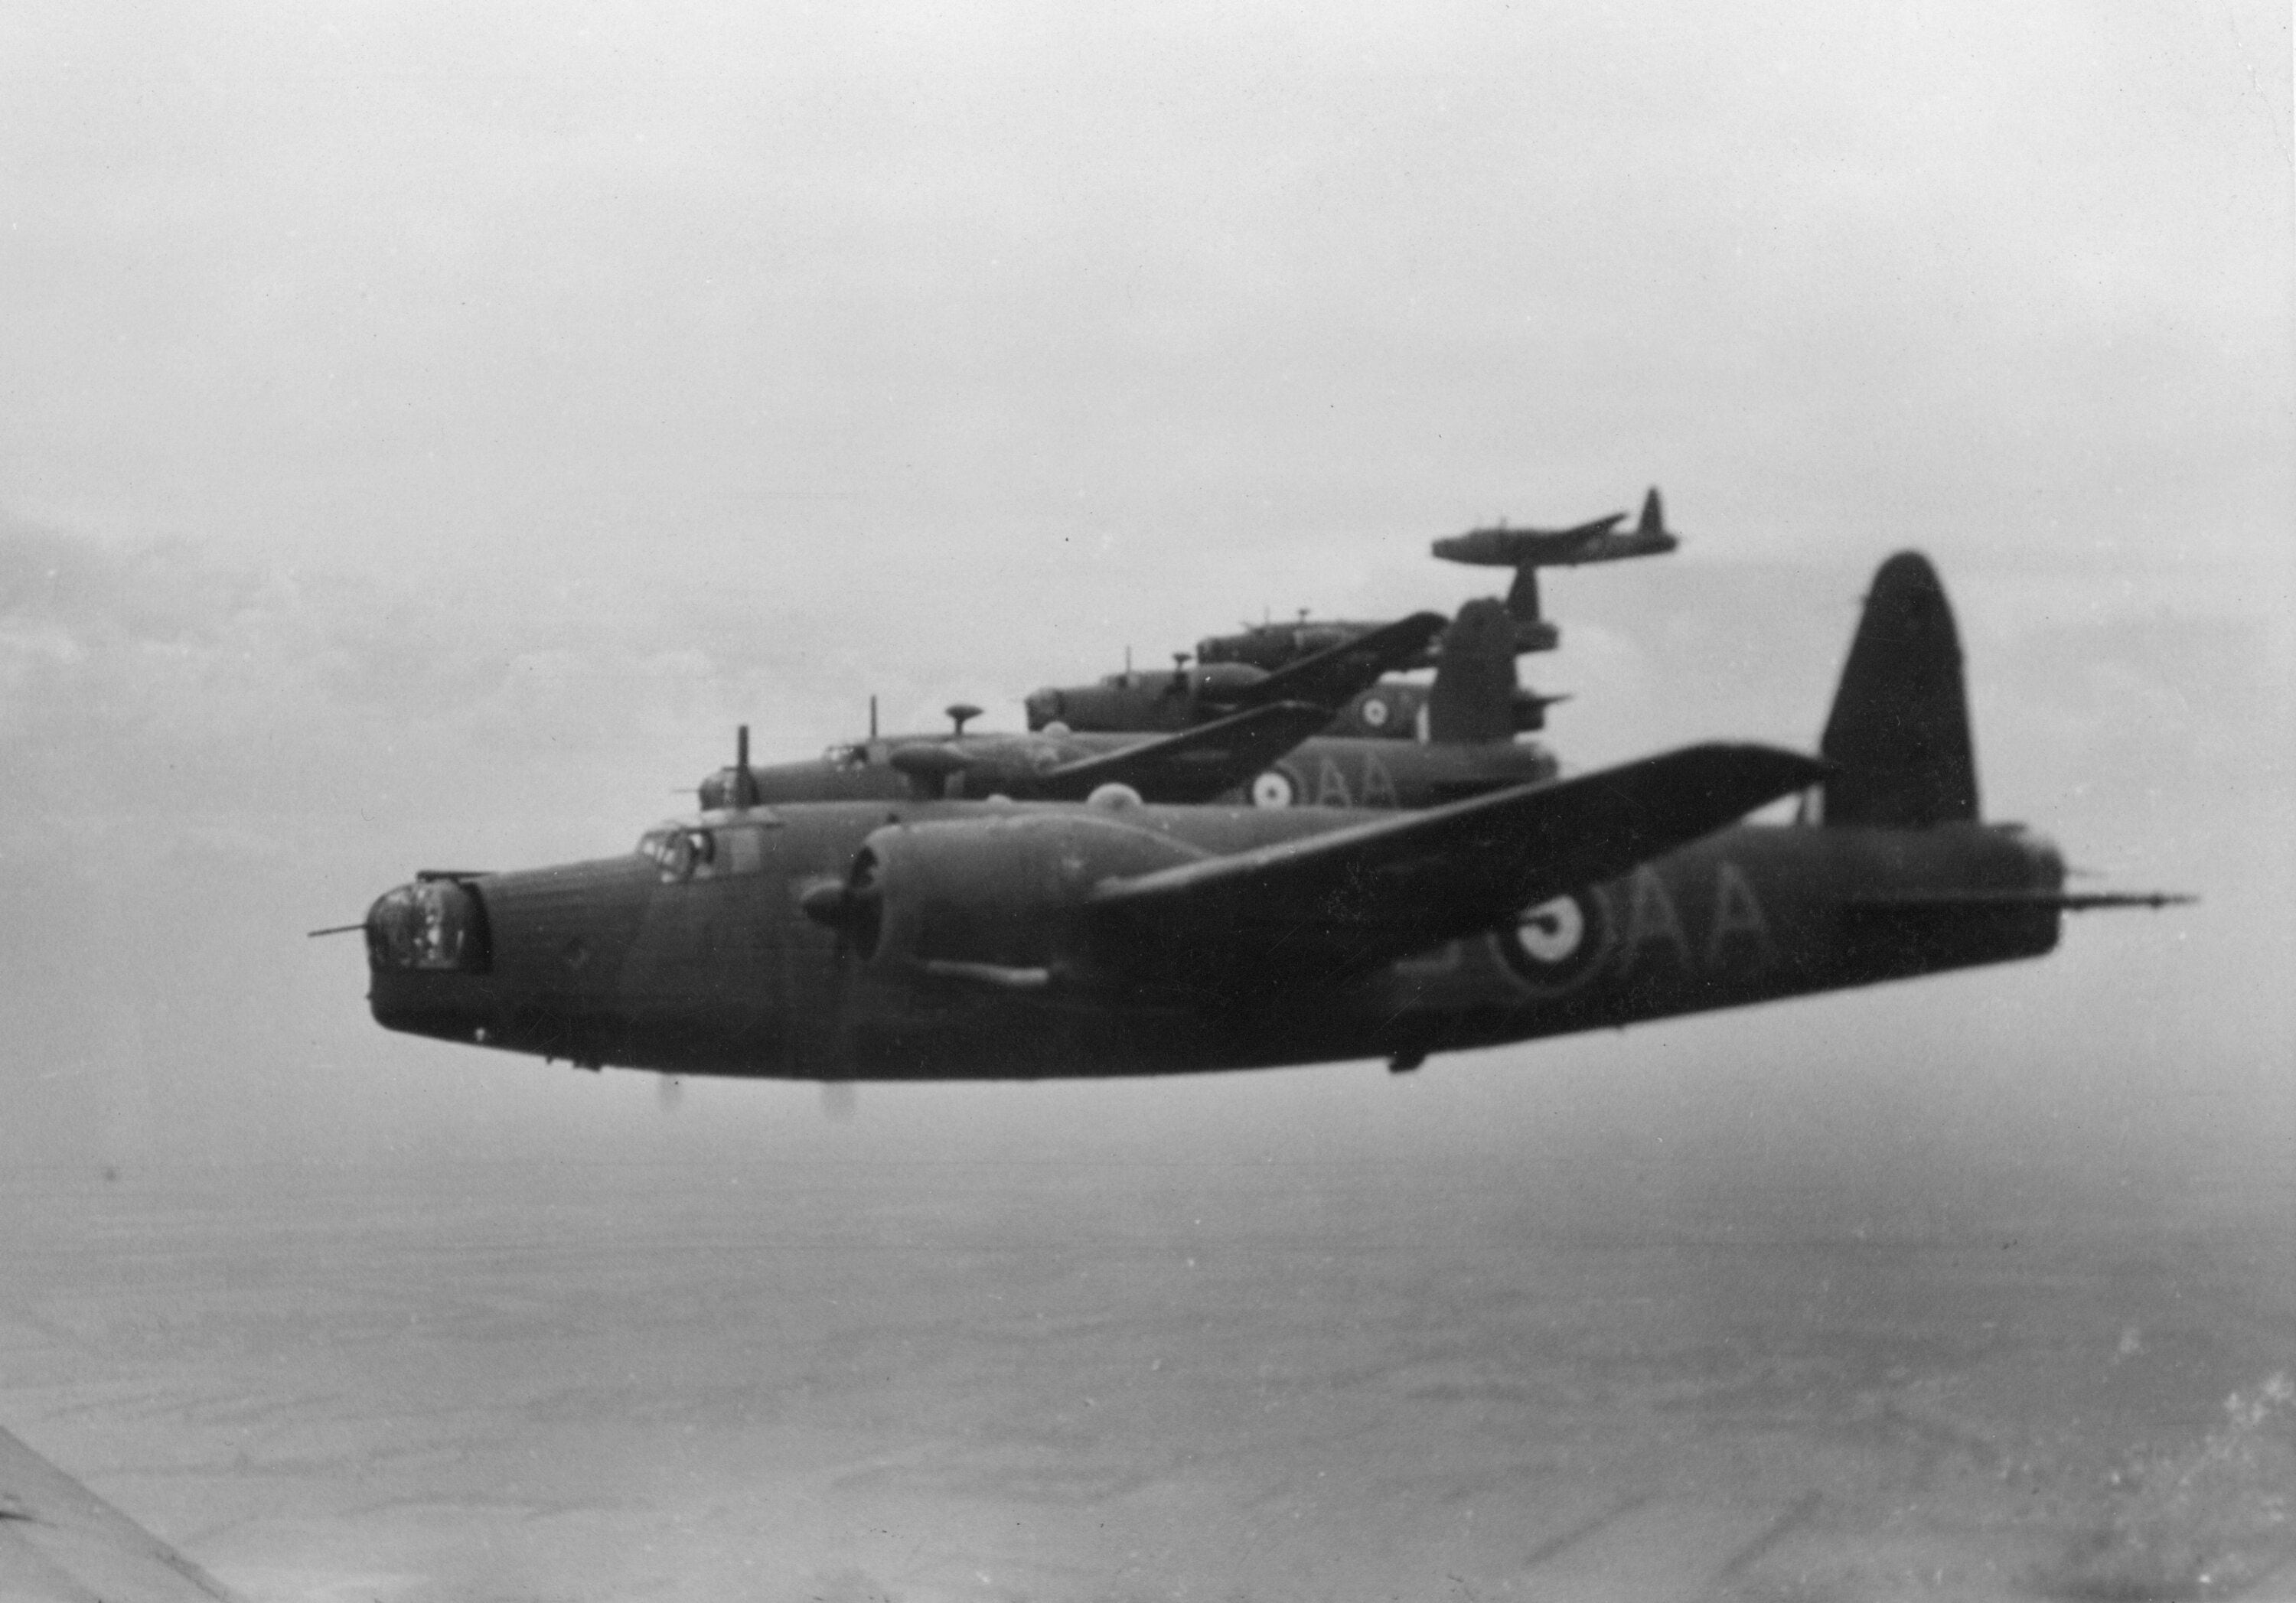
top-left (1227, 610), bottom-right (1449, 710)
top-left (1030, 702), bottom-right (1333, 802)
top-left (1083, 742), bottom-right (1825, 999)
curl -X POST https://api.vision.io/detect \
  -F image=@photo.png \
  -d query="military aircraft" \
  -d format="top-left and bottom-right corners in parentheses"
top-left (701, 597), bottom-right (1561, 812)
top-left (1195, 491), bottom-right (1684, 675)
top-left (699, 701), bottom-right (1337, 807)
top-left (1049, 493), bottom-right (1678, 741)
top-left (348, 554), bottom-right (2183, 1082)
top-left (1195, 593), bottom-right (1558, 675)
top-left (1433, 485), bottom-right (1681, 569)
top-left (1020, 608), bottom-right (1446, 738)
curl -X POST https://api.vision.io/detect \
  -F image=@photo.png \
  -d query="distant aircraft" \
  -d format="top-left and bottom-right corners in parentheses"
top-left (346, 553), bottom-right (2184, 1081)
top-left (1022, 610), bottom-right (1446, 737)
top-left (0, 1421), bottom-right (243, 1599)
top-left (1113, 493), bottom-right (1674, 735)
top-left (1433, 485), bottom-right (1681, 569)
top-left (1195, 596), bottom-right (1558, 676)
top-left (700, 701), bottom-right (1338, 807)
top-left (706, 597), bottom-right (1560, 811)
top-left (1192, 499), bottom-right (1609, 678)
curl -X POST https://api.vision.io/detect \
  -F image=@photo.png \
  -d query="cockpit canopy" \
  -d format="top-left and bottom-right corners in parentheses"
top-left (637, 818), bottom-right (781, 882)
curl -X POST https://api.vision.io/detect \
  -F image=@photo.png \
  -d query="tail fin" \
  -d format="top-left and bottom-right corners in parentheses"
top-left (1505, 565), bottom-right (1541, 624)
top-left (1637, 487), bottom-right (1665, 537)
top-left (1818, 552), bottom-right (1978, 826)
top-left (1427, 598), bottom-right (1519, 744)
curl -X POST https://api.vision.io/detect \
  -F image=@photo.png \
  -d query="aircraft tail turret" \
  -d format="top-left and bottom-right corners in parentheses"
top-left (1818, 551), bottom-right (1978, 826)
top-left (1427, 598), bottom-right (1520, 744)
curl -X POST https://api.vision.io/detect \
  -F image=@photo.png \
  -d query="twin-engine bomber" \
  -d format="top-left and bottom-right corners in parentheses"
top-left (700, 595), bottom-right (1560, 812)
top-left (351, 555), bottom-right (2180, 1081)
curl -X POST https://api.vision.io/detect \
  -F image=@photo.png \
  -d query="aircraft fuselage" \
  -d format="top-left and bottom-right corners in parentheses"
top-left (706, 731), bottom-right (1558, 810)
top-left (367, 802), bottom-right (2063, 1081)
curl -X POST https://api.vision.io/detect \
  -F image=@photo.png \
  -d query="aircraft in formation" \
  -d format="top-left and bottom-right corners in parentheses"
top-left (1053, 487), bottom-right (1674, 744)
top-left (1016, 609), bottom-right (1446, 738)
top-left (345, 546), bottom-right (2183, 1083)
top-left (21, 532), bottom-right (2193, 1603)
top-left (699, 595), bottom-right (1559, 811)
top-left (1432, 484), bottom-right (1681, 569)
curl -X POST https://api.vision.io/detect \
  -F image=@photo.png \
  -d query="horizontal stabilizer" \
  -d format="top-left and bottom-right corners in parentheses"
top-left (1084, 742), bottom-right (1825, 997)
top-left (1230, 610), bottom-right (1448, 711)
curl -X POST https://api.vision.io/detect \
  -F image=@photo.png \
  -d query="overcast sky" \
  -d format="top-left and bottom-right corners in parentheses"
top-left (0, 2), bottom-right (2288, 1175)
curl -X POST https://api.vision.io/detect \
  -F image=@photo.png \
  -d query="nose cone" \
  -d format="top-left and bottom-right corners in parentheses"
top-left (366, 875), bottom-right (498, 1045)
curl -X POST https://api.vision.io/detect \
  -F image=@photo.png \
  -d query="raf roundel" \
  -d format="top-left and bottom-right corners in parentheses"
top-left (1498, 889), bottom-right (1611, 994)
top-left (1250, 768), bottom-right (1298, 808)
top-left (1358, 695), bottom-right (1391, 730)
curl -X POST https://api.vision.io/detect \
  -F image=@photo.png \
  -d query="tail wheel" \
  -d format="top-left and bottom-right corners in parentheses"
top-left (1250, 768), bottom-right (1297, 808)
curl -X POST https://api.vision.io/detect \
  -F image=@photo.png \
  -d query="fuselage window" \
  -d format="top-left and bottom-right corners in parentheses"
top-left (644, 822), bottom-right (777, 882)
top-left (644, 828), bottom-right (709, 881)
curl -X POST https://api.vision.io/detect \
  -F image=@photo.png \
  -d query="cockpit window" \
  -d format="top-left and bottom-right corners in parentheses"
top-left (367, 879), bottom-right (491, 973)
top-left (641, 824), bottom-right (768, 882)
top-left (823, 742), bottom-right (868, 767)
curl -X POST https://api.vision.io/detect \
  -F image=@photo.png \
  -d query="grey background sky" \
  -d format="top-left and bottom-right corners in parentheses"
top-left (1, 2), bottom-right (2288, 1178)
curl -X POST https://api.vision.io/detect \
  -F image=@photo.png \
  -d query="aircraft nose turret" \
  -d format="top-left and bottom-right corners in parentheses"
top-left (365, 873), bottom-right (499, 1045)
top-left (1024, 688), bottom-right (1062, 730)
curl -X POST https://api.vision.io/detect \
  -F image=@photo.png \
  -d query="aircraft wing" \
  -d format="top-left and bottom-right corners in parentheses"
top-left (1224, 610), bottom-right (1448, 711)
top-left (0, 1425), bottom-right (243, 1601)
top-left (1029, 702), bottom-right (1333, 803)
top-left (1083, 742), bottom-right (1825, 998)
top-left (1557, 512), bottom-right (1627, 541)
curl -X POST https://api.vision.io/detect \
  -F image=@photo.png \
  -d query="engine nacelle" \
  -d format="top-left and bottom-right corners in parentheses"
top-left (1192, 661), bottom-right (1267, 701)
top-left (833, 810), bottom-right (1199, 982)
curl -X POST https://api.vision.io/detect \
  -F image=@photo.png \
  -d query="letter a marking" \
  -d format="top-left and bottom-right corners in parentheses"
top-left (1359, 754), bottom-right (1400, 810)
top-left (1618, 867), bottom-right (1691, 973)
top-left (1704, 862), bottom-right (1776, 973)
